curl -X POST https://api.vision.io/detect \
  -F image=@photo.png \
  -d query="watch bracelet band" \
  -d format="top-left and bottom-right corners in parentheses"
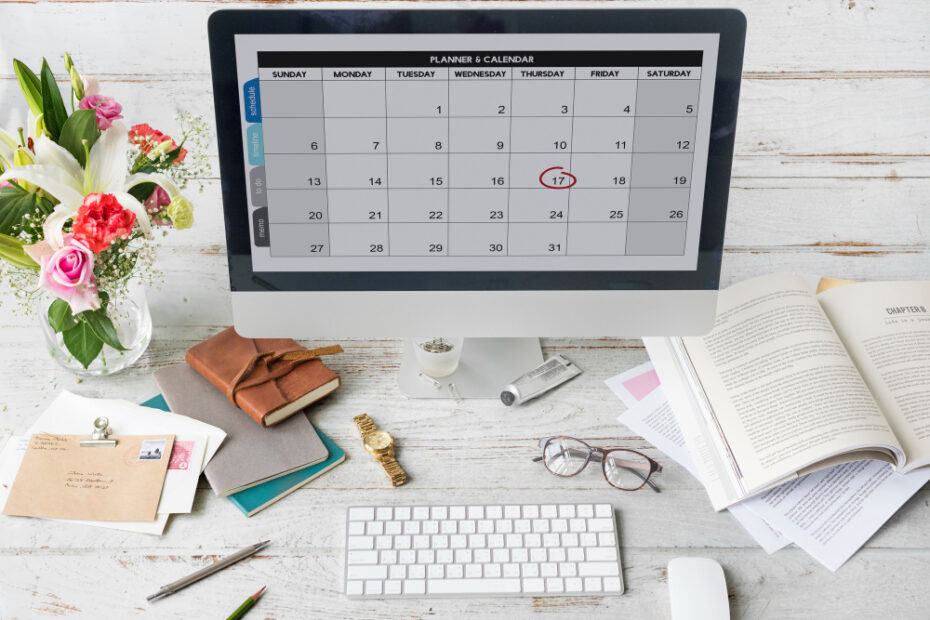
top-left (354, 414), bottom-right (377, 435)
top-left (382, 457), bottom-right (407, 486)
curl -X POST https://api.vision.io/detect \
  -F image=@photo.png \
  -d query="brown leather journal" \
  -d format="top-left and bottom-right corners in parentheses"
top-left (186, 327), bottom-right (342, 427)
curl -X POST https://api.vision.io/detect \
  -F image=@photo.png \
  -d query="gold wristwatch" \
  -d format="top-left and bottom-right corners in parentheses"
top-left (354, 414), bottom-right (407, 487)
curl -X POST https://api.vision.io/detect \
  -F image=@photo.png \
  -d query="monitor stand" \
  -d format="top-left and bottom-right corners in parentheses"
top-left (398, 338), bottom-right (543, 399)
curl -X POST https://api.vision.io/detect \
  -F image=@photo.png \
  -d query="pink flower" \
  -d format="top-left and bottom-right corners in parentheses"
top-left (0, 181), bottom-right (12, 188)
top-left (78, 94), bottom-right (124, 130)
top-left (25, 235), bottom-right (100, 314)
top-left (143, 186), bottom-right (172, 226)
top-left (71, 193), bottom-right (136, 253)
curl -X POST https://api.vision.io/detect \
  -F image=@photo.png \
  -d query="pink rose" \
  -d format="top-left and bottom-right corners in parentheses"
top-left (25, 235), bottom-right (100, 314)
top-left (78, 94), bottom-right (124, 130)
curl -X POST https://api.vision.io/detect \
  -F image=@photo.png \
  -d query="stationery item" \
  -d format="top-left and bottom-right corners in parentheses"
top-left (3, 433), bottom-right (174, 522)
top-left (606, 366), bottom-right (789, 555)
top-left (226, 586), bottom-right (266, 620)
top-left (500, 355), bottom-right (582, 406)
top-left (645, 274), bottom-right (930, 511)
top-left (28, 391), bottom-right (221, 516)
top-left (228, 426), bottom-right (346, 517)
top-left (345, 503), bottom-right (623, 598)
top-left (668, 558), bottom-right (729, 620)
top-left (186, 327), bottom-right (342, 426)
top-left (354, 414), bottom-right (406, 487)
top-left (79, 416), bottom-right (117, 447)
top-left (154, 364), bottom-right (330, 496)
top-left (533, 436), bottom-right (662, 492)
top-left (147, 540), bottom-right (271, 602)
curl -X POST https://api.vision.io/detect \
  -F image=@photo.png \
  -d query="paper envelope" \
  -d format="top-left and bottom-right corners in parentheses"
top-left (3, 434), bottom-right (174, 522)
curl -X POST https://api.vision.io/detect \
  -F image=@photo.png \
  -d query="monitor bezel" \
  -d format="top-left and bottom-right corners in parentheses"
top-left (208, 8), bottom-right (746, 292)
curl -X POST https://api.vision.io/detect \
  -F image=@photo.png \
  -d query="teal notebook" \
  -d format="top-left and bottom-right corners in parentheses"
top-left (141, 394), bottom-right (346, 517)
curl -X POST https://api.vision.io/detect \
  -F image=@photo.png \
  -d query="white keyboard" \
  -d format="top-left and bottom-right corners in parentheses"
top-left (344, 503), bottom-right (624, 598)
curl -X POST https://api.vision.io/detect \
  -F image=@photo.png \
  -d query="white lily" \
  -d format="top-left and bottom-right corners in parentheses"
top-left (0, 121), bottom-right (182, 248)
top-left (0, 127), bottom-right (17, 172)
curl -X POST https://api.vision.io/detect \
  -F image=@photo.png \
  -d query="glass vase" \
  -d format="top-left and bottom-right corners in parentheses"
top-left (37, 282), bottom-right (153, 377)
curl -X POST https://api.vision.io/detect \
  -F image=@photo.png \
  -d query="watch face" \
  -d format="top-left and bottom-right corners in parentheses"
top-left (365, 430), bottom-right (393, 451)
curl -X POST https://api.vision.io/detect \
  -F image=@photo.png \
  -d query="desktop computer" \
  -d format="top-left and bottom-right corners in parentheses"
top-left (208, 7), bottom-right (744, 396)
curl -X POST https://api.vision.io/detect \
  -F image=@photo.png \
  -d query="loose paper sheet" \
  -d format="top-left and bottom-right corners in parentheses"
top-left (3, 434), bottom-right (173, 522)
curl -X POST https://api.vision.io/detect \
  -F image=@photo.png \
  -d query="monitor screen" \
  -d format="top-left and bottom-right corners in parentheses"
top-left (233, 34), bottom-right (718, 274)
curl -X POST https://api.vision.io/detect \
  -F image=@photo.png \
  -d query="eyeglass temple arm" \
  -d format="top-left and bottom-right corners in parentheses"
top-left (534, 449), bottom-right (662, 493)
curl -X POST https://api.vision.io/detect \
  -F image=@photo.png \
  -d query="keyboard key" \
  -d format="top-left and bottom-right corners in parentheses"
top-left (460, 520), bottom-right (477, 534)
top-left (522, 563), bottom-right (539, 577)
top-left (348, 536), bottom-right (374, 550)
top-left (540, 563), bottom-right (557, 577)
top-left (506, 534), bottom-right (523, 548)
top-left (450, 535), bottom-right (467, 549)
top-left (417, 550), bottom-right (435, 564)
top-left (447, 564), bottom-right (464, 578)
top-left (504, 505), bottom-right (521, 519)
top-left (549, 548), bottom-right (566, 563)
top-left (348, 522), bottom-right (365, 535)
top-left (399, 550), bottom-right (416, 564)
top-left (603, 577), bottom-right (623, 592)
top-left (465, 564), bottom-right (482, 578)
top-left (484, 563), bottom-right (502, 578)
top-left (455, 549), bottom-right (472, 564)
top-left (436, 550), bottom-right (454, 564)
top-left (543, 534), bottom-right (560, 548)
top-left (503, 563), bottom-right (521, 577)
top-left (530, 548), bottom-right (547, 562)
top-left (413, 507), bottom-right (430, 520)
top-left (365, 580), bottom-right (383, 595)
top-left (577, 505), bottom-right (594, 518)
top-left (395, 507), bottom-right (411, 521)
top-left (346, 580), bottom-right (364, 596)
top-left (347, 550), bottom-right (378, 564)
top-left (514, 519), bottom-right (532, 533)
top-left (488, 534), bottom-right (504, 548)
top-left (492, 549), bottom-right (510, 563)
top-left (376, 536), bottom-right (392, 549)
top-left (540, 505), bottom-right (558, 518)
top-left (583, 577), bottom-right (602, 592)
top-left (432, 535), bottom-right (449, 549)
top-left (389, 565), bottom-right (406, 579)
top-left (349, 507), bottom-right (374, 521)
top-left (511, 548), bottom-right (529, 563)
top-left (478, 520), bottom-right (494, 534)
top-left (409, 565), bottom-right (425, 579)
top-left (595, 504), bottom-right (612, 518)
top-left (599, 533), bottom-right (617, 547)
top-left (525, 534), bottom-right (542, 548)
top-left (380, 550), bottom-right (397, 564)
top-left (475, 549), bottom-right (491, 563)
top-left (562, 533), bottom-right (579, 548)
top-left (546, 577), bottom-right (564, 593)
top-left (559, 562), bottom-right (577, 577)
top-left (578, 562), bottom-right (620, 577)
top-left (469, 534), bottom-right (486, 548)
top-left (580, 534), bottom-right (598, 547)
top-left (486, 506), bottom-right (503, 519)
top-left (385, 580), bottom-right (402, 595)
top-left (586, 547), bottom-right (618, 562)
top-left (404, 521), bottom-right (421, 535)
top-left (468, 506), bottom-right (485, 519)
top-left (376, 507), bottom-right (392, 520)
top-left (348, 565), bottom-right (387, 580)
top-left (569, 519), bottom-right (587, 533)
top-left (552, 519), bottom-right (568, 533)
top-left (523, 505), bottom-right (540, 519)
top-left (428, 564), bottom-right (444, 579)
top-left (429, 578), bottom-right (521, 595)
top-left (366, 521), bottom-right (384, 535)
top-left (395, 535), bottom-right (412, 550)
top-left (440, 520), bottom-right (458, 534)
top-left (523, 578), bottom-right (545, 593)
top-left (495, 519), bottom-right (513, 534)
top-left (449, 506), bottom-right (466, 519)
top-left (423, 520), bottom-right (440, 534)
top-left (559, 505), bottom-right (576, 519)
top-left (532, 519), bottom-right (550, 533)
top-left (587, 518), bottom-right (614, 533)
top-left (567, 548), bottom-right (585, 562)
top-left (566, 577), bottom-right (583, 593)
top-left (413, 535), bottom-right (430, 549)
top-left (404, 580), bottom-right (426, 595)
top-left (385, 521), bottom-right (402, 535)
top-left (431, 506), bottom-right (448, 520)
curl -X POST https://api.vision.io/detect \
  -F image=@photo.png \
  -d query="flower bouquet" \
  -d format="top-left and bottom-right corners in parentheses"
top-left (0, 53), bottom-right (208, 373)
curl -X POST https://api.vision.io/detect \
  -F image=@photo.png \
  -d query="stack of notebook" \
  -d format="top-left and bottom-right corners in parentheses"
top-left (152, 360), bottom-right (345, 517)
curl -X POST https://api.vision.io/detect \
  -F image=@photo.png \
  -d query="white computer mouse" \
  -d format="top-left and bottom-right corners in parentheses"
top-left (668, 557), bottom-right (730, 620)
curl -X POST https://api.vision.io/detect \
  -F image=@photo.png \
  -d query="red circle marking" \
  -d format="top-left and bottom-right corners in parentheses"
top-left (539, 166), bottom-right (577, 189)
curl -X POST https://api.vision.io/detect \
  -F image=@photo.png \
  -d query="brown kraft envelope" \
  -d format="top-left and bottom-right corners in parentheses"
top-left (2, 434), bottom-right (175, 522)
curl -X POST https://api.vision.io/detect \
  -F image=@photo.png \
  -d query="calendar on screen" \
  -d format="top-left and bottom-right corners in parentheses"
top-left (234, 34), bottom-right (719, 272)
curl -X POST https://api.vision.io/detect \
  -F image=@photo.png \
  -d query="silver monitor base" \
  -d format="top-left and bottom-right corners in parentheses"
top-left (398, 338), bottom-right (543, 399)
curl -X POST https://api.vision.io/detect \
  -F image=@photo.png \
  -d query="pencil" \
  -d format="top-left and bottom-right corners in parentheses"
top-left (226, 585), bottom-right (266, 620)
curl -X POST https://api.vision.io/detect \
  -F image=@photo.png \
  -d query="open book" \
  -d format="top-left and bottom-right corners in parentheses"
top-left (645, 273), bottom-right (930, 511)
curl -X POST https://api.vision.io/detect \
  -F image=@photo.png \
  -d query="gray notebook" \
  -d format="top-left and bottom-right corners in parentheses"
top-left (153, 364), bottom-right (329, 496)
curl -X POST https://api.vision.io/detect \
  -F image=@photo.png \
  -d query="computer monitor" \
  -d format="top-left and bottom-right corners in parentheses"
top-left (208, 8), bottom-right (745, 395)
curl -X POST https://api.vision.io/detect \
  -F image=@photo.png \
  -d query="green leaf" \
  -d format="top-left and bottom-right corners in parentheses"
top-left (40, 59), bottom-right (68, 141)
top-left (0, 232), bottom-right (37, 269)
top-left (62, 321), bottom-right (103, 368)
top-left (58, 109), bottom-right (100, 166)
top-left (128, 182), bottom-right (156, 204)
top-left (13, 59), bottom-right (43, 117)
top-left (0, 183), bottom-right (55, 236)
top-left (48, 299), bottom-right (78, 333)
top-left (79, 308), bottom-right (127, 351)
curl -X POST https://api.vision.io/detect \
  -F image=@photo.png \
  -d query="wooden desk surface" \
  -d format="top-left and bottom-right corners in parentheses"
top-left (1, 1), bottom-right (928, 618)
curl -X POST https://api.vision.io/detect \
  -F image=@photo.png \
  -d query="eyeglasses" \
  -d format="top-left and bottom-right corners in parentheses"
top-left (533, 436), bottom-right (663, 492)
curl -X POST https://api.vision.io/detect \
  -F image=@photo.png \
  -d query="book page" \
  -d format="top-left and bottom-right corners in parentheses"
top-left (681, 273), bottom-right (901, 494)
top-left (818, 281), bottom-right (930, 469)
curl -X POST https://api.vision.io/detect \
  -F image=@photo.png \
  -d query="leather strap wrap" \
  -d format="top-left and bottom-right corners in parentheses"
top-left (226, 344), bottom-right (343, 406)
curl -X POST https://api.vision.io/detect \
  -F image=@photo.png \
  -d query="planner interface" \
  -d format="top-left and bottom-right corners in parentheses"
top-left (234, 34), bottom-right (719, 272)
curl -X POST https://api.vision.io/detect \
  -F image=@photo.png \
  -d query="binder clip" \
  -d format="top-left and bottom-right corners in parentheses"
top-left (80, 416), bottom-right (117, 447)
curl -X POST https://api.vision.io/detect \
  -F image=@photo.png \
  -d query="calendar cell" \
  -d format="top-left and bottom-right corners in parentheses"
top-left (387, 118), bottom-right (449, 153)
top-left (264, 154), bottom-right (327, 189)
top-left (626, 222), bottom-right (687, 255)
top-left (329, 223), bottom-right (389, 256)
top-left (325, 154), bottom-right (388, 189)
top-left (267, 189), bottom-right (328, 223)
top-left (389, 223), bottom-right (448, 256)
top-left (386, 80), bottom-right (448, 117)
top-left (268, 223), bottom-right (330, 256)
top-left (449, 223), bottom-right (509, 256)
top-left (449, 154), bottom-right (509, 189)
top-left (509, 154), bottom-right (571, 189)
top-left (448, 117), bottom-right (511, 153)
top-left (259, 81), bottom-right (324, 118)
top-left (569, 153), bottom-right (633, 189)
top-left (510, 117), bottom-right (573, 153)
top-left (389, 190), bottom-right (448, 222)
top-left (635, 80), bottom-right (699, 117)
top-left (389, 154), bottom-right (448, 188)
top-left (323, 81), bottom-right (387, 118)
top-left (572, 79), bottom-right (637, 117)
top-left (324, 118), bottom-right (385, 154)
top-left (632, 117), bottom-right (697, 153)
top-left (571, 117), bottom-right (635, 153)
top-left (509, 189), bottom-right (568, 223)
top-left (630, 154), bottom-right (693, 188)
top-left (568, 189), bottom-right (630, 222)
top-left (511, 80), bottom-right (576, 117)
top-left (448, 81), bottom-right (512, 117)
top-left (449, 189), bottom-right (509, 222)
top-left (629, 188), bottom-right (690, 221)
top-left (262, 118), bottom-right (325, 154)
top-left (508, 223), bottom-right (568, 256)
top-left (566, 222), bottom-right (627, 255)
top-left (327, 189), bottom-right (387, 223)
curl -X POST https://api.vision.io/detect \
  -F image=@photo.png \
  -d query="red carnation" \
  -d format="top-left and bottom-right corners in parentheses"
top-left (71, 193), bottom-right (137, 253)
top-left (129, 123), bottom-right (188, 164)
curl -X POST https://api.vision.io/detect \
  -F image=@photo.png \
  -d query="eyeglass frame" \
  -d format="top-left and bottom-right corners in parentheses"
top-left (533, 436), bottom-right (663, 493)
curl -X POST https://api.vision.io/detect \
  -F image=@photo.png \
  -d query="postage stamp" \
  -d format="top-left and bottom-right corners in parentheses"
top-left (168, 440), bottom-right (195, 471)
top-left (138, 439), bottom-right (167, 461)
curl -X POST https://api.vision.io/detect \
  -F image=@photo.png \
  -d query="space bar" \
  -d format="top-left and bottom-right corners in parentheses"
top-left (428, 578), bottom-right (522, 594)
